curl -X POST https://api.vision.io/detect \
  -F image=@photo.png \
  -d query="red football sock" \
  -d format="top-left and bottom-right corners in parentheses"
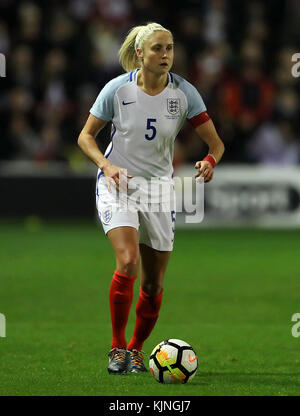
top-left (127, 287), bottom-right (163, 351)
top-left (109, 269), bottom-right (137, 350)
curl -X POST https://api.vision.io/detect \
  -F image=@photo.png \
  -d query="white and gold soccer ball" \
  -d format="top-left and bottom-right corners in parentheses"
top-left (149, 339), bottom-right (198, 384)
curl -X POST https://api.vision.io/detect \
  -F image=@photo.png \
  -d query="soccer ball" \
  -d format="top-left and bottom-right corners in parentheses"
top-left (149, 339), bottom-right (198, 384)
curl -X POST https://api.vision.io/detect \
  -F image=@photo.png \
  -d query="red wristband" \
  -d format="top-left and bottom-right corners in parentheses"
top-left (203, 155), bottom-right (216, 168)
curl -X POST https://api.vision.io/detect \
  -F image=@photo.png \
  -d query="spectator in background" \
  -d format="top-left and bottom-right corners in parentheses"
top-left (8, 114), bottom-right (61, 162)
top-left (10, 45), bottom-right (35, 89)
top-left (202, 0), bottom-right (227, 46)
top-left (246, 88), bottom-right (300, 165)
top-left (222, 60), bottom-right (274, 130)
top-left (88, 20), bottom-right (122, 72)
top-left (34, 124), bottom-right (61, 162)
top-left (8, 86), bottom-right (34, 116)
top-left (16, 2), bottom-right (43, 50)
top-left (191, 42), bottom-right (229, 104)
top-left (179, 15), bottom-right (204, 60)
top-left (246, 115), bottom-right (299, 166)
top-left (93, 0), bottom-right (132, 28)
top-left (219, 39), bottom-right (275, 162)
top-left (68, 0), bottom-right (95, 22)
top-left (8, 114), bottom-right (39, 160)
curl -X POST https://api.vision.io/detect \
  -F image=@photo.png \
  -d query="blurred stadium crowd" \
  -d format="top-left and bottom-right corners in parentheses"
top-left (0, 0), bottom-right (299, 168)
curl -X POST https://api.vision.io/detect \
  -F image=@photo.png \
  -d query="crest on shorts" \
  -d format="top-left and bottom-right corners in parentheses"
top-left (167, 98), bottom-right (180, 115)
top-left (102, 205), bottom-right (112, 224)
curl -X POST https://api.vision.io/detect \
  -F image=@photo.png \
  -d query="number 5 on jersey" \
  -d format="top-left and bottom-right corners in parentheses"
top-left (145, 118), bottom-right (157, 141)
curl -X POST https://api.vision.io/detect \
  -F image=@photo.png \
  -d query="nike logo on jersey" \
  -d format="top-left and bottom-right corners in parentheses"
top-left (122, 100), bottom-right (136, 105)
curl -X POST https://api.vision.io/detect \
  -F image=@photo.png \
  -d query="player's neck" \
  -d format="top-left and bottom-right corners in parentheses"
top-left (137, 69), bottom-right (168, 96)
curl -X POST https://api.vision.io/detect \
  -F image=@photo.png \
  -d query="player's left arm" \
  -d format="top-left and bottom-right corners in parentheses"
top-left (194, 119), bottom-right (225, 183)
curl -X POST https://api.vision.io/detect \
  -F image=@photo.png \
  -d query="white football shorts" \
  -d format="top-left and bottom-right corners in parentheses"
top-left (96, 175), bottom-right (176, 251)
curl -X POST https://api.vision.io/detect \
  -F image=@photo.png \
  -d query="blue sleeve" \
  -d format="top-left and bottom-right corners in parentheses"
top-left (90, 73), bottom-right (130, 121)
top-left (175, 75), bottom-right (207, 119)
top-left (185, 82), bottom-right (207, 119)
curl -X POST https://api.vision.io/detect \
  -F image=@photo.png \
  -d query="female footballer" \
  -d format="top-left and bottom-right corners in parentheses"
top-left (78, 23), bottom-right (225, 374)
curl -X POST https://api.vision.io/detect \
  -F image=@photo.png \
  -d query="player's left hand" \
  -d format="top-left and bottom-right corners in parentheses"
top-left (194, 160), bottom-right (214, 183)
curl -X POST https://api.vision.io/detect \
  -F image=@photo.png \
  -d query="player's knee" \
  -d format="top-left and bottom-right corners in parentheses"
top-left (118, 249), bottom-right (139, 276)
top-left (142, 282), bottom-right (163, 297)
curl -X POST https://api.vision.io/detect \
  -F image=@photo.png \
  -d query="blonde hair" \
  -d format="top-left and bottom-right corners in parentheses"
top-left (119, 22), bottom-right (172, 72)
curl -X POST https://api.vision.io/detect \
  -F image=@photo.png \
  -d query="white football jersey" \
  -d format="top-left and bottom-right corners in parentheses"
top-left (90, 69), bottom-right (207, 182)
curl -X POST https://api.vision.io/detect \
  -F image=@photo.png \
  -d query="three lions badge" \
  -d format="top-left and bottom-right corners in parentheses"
top-left (167, 98), bottom-right (180, 115)
top-left (101, 205), bottom-right (113, 224)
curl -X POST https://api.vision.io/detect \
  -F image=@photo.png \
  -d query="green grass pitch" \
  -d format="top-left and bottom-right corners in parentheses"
top-left (1, 220), bottom-right (300, 396)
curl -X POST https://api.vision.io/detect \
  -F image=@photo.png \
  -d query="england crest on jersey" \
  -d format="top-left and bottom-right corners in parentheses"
top-left (101, 205), bottom-right (112, 224)
top-left (167, 98), bottom-right (180, 115)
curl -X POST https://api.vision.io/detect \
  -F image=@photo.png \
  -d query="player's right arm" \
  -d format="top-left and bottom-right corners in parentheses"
top-left (78, 114), bottom-right (109, 170)
top-left (77, 114), bottom-right (129, 191)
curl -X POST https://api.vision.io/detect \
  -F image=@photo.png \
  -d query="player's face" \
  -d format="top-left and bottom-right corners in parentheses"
top-left (138, 31), bottom-right (174, 75)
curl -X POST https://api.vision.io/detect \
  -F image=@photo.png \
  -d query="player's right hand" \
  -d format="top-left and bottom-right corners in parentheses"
top-left (102, 163), bottom-right (132, 192)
